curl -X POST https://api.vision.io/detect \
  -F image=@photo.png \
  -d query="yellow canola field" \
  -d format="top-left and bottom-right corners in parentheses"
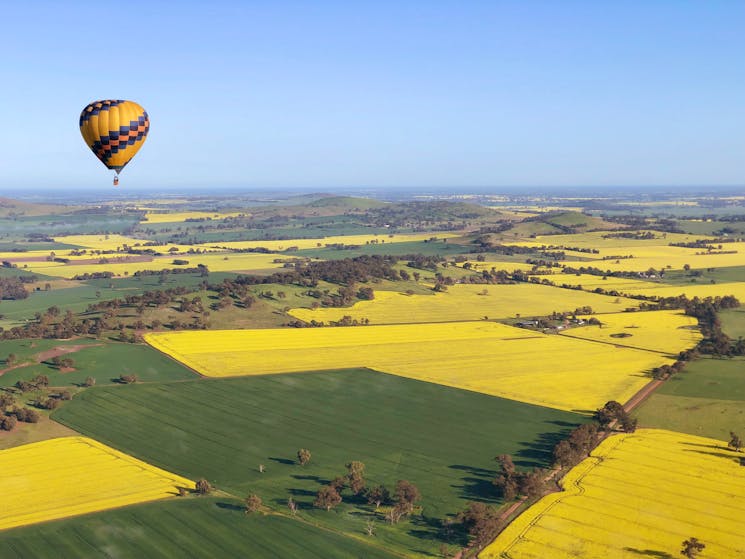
top-left (53, 234), bottom-right (155, 251)
top-left (560, 310), bottom-right (701, 354)
top-left (461, 261), bottom-right (548, 273)
top-left (145, 321), bottom-right (683, 411)
top-left (609, 280), bottom-right (745, 301)
top-left (17, 252), bottom-right (288, 279)
top-left (206, 232), bottom-right (460, 252)
top-left (511, 233), bottom-right (745, 272)
top-left (0, 437), bottom-right (194, 531)
top-left (566, 247), bottom-right (745, 273)
top-left (545, 273), bottom-right (664, 292)
top-left (481, 429), bottom-right (745, 559)
top-left (289, 283), bottom-right (638, 325)
top-left (142, 210), bottom-right (248, 223)
top-left (509, 231), bottom-right (712, 250)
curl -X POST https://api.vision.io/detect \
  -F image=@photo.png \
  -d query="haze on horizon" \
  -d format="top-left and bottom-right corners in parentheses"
top-left (1, 0), bottom-right (743, 191)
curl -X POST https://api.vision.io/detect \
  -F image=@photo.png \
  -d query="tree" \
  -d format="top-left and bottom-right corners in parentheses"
top-left (365, 485), bottom-right (390, 510)
top-left (244, 493), bottom-right (262, 514)
top-left (32, 374), bottom-right (49, 388)
top-left (346, 461), bottom-right (366, 495)
top-left (518, 469), bottom-right (546, 498)
top-left (5, 353), bottom-right (17, 366)
top-left (493, 454), bottom-right (519, 500)
top-left (297, 448), bottom-right (311, 466)
top-left (0, 415), bottom-right (17, 431)
top-left (15, 408), bottom-right (39, 423)
top-left (83, 376), bottom-right (96, 387)
top-left (0, 392), bottom-right (15, 409)
top-left (329, 476), bottom-right (347, 492)
top-left (394, 479), bottom-right (421, 516)
top-left (287, 497), bottom-right (298, 515)
top-left (729, 431), bottom-right (743, 452)
top-left (195, 478), bottom-right (213, 495)
top-left (314, 485), bottom-right (342, 511)
top-left (681, 537), bottom-right (705, 558)
top-left (457, 502), bottom-right (502, 547)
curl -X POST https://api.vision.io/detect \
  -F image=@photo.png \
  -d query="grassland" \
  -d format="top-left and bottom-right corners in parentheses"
top-left (481, 429), bottom-right (745, 559)
top-left (53, 370), bottom-right (583, 554)
top-left (634, 357), bottom-right (745, 440)
top-left (0, 214), bottom-right (138, 236)
top-left (144, 321), bottom-right (688, 411)
top-left (560, 310), bottom-right (700, 354)
top-left (0, 437), bottom-right (194, 530)
top-left (0, 340), bottom-right (198, 388)
top-left (720, 307), bottom-right (745, 338)
top-left (0, 498), bottom-right (400, 559)
top-left (289, 283), bottom-right (638, 325)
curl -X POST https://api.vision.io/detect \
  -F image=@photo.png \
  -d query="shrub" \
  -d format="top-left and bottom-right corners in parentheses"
top-left (195, 478), bottom-right (213, 495)
top-left (0, 415), bottom-right (17, 431)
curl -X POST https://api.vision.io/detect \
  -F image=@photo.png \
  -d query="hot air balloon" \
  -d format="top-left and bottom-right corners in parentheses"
top-left (79, 100), bottom-right (149, 186)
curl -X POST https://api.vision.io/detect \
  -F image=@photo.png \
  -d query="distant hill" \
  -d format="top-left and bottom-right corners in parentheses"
top-left (499, 210), bottom-right (620, 238)
top-left (0, 197), bottom-right (79, 218)
top-left (306, 196), bottom-right (388, 210)
top-left (365, 201), bottom-right (499, 223)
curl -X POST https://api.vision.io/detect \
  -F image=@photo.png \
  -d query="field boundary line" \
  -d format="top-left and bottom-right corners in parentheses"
top-left (557, 331), bottom-right (679, 356)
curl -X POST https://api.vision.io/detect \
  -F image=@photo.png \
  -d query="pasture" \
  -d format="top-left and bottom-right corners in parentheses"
top-left (0, 437), bottom-right (193, 531)
top-left (53, 370), bottom-right (585, 554)
top-left (0, 341), bottom-right (198, 388)
top-left (143, 321), bottom-right (687, 411)
top-left (634, 357), bottom-right (745, 440)
top-left (481, 429), bottom-right (745, 559)
top-left (0, 499), bottom-right (399, 559)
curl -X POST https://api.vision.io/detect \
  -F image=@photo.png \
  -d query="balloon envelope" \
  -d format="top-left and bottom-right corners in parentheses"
top-left (79, 100), bottom-right (149, 174)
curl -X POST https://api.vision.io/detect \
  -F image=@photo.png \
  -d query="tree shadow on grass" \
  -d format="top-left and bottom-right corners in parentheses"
top-left (449, 465), bottom-right (500, 504)
top-left (514, 429), bottom-right (574, 468)
top-left (623, 547), bottom-right (673, 558)
top-left (406, 515), bottom-right (462, 556)
top-left (215, 502), bottom-right (244, 512)
top-left (268, 456), bottom-right (295, 465)
top-left (291, 473), bottom-right (327, 483)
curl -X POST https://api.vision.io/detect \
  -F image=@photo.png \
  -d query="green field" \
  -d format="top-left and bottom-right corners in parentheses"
top-left (0, 213), bottom-right (138, 236)
top-left (0, 498), bottom-right (398, 559)
top-left (0, 241), bottom-right (81, 251)
top-left (0, 272), bottom-right (238, 328)
top-left (634, 356), bottom-right (745, 440)
top-left (658, 265), bottom-right (745, 286)
top-left (53, 369), bottom-right (584, 554)
top-left (0, 340), bottom-right (198, 388)
top-left (720, 307), bottom-right (745, 339)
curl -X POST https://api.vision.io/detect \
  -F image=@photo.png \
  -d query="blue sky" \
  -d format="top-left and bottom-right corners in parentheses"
top-left (1, 1), bottom-right (743, 191)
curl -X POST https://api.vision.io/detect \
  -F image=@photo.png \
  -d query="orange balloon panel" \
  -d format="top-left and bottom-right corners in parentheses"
top-left (79, 100), bottom-right (149, 174)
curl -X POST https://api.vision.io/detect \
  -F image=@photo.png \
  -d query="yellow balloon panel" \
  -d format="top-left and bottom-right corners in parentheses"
top-left (79, 100), bottom-right (149, 173)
